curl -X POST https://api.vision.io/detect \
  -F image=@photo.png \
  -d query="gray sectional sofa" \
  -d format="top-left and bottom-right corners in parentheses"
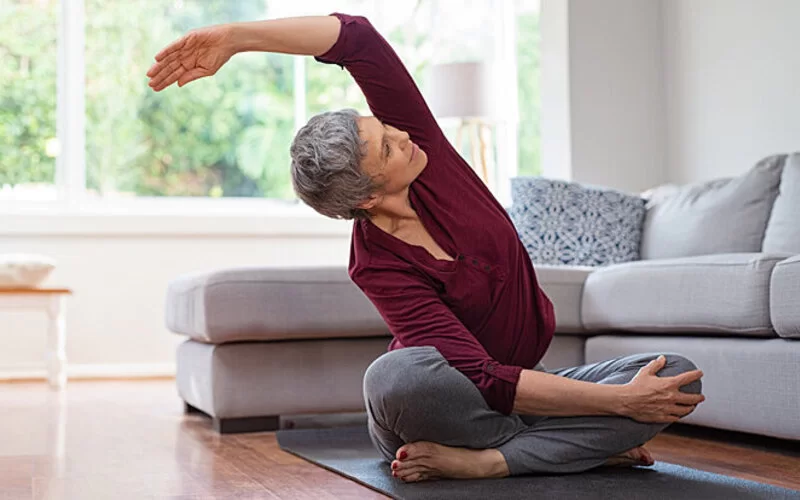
top-left (166, 153), bottom-right (800, 439)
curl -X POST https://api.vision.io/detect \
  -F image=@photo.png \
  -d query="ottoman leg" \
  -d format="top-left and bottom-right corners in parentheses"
top-left (213, 416), bottom-right (281, 434)
top-left (184, 402), bottom-right (207, 416)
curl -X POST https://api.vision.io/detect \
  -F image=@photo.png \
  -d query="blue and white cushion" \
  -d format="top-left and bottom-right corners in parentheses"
top-left (509, 177), bottom-right (646, 267)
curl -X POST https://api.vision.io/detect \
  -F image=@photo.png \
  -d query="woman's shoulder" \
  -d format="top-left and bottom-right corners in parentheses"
top-left (349, 222), bottom-right (409, 277)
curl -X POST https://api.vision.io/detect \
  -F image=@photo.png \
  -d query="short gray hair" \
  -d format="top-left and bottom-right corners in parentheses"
top-left (290, 109), bottom-right (378, 220)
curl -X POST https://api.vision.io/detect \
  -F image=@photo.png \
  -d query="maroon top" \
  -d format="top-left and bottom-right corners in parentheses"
top-left (316, 13), bottom-right (555, 415)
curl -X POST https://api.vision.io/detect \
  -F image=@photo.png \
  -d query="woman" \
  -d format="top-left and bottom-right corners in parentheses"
top-left (147, 13), bottom-right (705, 483)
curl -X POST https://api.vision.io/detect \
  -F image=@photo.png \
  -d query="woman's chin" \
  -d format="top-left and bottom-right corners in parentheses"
top-left (416, 150), bottom-right (428, 170)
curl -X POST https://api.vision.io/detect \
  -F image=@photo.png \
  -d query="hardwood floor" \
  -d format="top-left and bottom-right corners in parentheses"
top-left (1, 381), bottom-right (797, 499)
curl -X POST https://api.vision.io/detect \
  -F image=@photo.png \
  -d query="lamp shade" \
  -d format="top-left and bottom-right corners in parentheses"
top-left (425, 61), bottom-right (500, 120)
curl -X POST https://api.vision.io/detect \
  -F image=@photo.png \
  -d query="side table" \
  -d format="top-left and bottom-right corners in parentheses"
top-left (0, 288), bottom-right (72, 388)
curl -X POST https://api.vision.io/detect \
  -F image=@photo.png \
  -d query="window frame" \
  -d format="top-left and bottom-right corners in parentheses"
top-left (2, 0), bottom-right (526, 230)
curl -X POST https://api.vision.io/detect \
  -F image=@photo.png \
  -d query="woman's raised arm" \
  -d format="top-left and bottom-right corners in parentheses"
top-left (147, 14), bottom-right (445, 155)
top-left (147, 16), bottom-right (340, 91)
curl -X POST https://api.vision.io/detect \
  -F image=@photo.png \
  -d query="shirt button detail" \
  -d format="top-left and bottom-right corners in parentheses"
top-left (458, 255), bottom-right (465, 261)
top-left (486, 364), bottom-right (495, 373)
top-left (484, 265), bottom-right (491, 271)
top-left (472, 259), bottom-right (479, 266)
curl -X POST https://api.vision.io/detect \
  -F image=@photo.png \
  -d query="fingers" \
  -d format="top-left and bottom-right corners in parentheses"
top-left (648, 415), bottom-right (680, 424)
top-left (148, 58), bottom-right (185, 90)
top-left (676, 392), bottom-right (705, 405)
top-left (154, 34), bottom-right (189, 62)
top-left (150, 65), bottom-right (186, 92)
top-left (642, 355), bottom-right (667, 375)
top-left (148, 32), bottom-right (196, 91)
top-left (672, 404), bottom-right (697, 418)
top-left (670, 369), bottom-right (704, 388)
top-left (147, 50), bottom-right (181, 78)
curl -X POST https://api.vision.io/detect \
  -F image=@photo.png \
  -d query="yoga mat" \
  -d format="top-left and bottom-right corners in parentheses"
top-left (276, 426), bottom-right (800, 500)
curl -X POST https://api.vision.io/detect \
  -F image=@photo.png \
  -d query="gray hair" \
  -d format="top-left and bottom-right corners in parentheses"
top-left (290, 109), bottom-right (378, 220)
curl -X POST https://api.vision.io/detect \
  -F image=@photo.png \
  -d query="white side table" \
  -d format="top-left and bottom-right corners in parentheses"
top-left (0, 288), bottom-right (72, 389)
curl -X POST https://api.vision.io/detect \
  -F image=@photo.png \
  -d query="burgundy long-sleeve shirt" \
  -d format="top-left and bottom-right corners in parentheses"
top-left (316, 13), bottom-right (555, 415)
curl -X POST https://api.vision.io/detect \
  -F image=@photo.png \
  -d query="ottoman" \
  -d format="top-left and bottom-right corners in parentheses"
top-left (165, 266), bottom-right (390, 433)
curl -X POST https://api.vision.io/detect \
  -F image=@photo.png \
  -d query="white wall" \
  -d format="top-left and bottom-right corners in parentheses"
top-left (1, 215), bottom-right (351, 379)
top-left (540, 0), bottom-right (572, 182)
top-left (541, 0), bottom-right (667, 193)
top-left (663, 0), bottom-right (800, 183)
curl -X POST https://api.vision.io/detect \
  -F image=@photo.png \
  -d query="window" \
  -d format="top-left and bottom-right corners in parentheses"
top-left (1, 0), bottom-right (540, 208)
top-left (516, 0), bottom-right (541, 177)
top-left (84, 0), bottom-right (295, 200)
top-left (0, 0), bottom-right (60, 200)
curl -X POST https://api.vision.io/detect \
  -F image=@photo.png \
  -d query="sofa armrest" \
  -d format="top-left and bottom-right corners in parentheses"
top-left (535, 265), bottom-right (594, 334)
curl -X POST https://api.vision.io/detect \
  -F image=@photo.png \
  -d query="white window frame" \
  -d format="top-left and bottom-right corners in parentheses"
top-left (2, 0), bottom-right (524, 235)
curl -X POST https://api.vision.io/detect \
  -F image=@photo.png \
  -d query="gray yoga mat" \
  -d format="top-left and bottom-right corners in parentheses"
top-left (276, 425), bottom-right (800, 500)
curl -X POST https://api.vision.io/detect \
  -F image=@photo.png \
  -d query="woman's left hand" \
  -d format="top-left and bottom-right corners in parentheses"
top-left (147, 24), bottom-right (237, 91)
top-left (620, 355), bottom-right (705, 423)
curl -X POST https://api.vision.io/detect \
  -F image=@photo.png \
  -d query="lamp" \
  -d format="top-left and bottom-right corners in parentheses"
top-left (426, 61), bottom-right (500, 183)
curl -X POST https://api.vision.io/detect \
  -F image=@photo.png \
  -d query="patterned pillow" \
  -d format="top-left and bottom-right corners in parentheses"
top-left (509, 177), bottom-right (646, 267)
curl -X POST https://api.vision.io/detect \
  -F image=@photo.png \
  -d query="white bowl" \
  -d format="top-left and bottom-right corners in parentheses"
top-left (0, 254), bottom-right (57, 289)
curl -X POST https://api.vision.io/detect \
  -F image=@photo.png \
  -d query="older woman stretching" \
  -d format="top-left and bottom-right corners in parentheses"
top-left (147, 13), bottom-right (705, 483)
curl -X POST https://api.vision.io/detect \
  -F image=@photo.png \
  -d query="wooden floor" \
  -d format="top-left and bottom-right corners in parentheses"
top-left (1, 381), bottom-right (798, 499)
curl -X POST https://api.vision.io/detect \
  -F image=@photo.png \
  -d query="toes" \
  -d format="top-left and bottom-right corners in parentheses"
top-left (634, 447), bottom-right (654, 465)
top-left (393, 458), bottom-right (419, 472)
top-left (403, 471), bottom-right (425, 482)
top-left (396, 441), bottom-right (436, 462)
top-left (397, 465), bottom-right (428, 481)
top-left (391, 463), bottom-right (431, 482)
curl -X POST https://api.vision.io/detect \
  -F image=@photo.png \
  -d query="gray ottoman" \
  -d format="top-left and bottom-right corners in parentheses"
top-left (165, 266), bottom-right (390, 433)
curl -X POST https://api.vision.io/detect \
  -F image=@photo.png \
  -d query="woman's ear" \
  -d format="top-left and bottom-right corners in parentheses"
top-left (356, 193), bottom-right (381, 211)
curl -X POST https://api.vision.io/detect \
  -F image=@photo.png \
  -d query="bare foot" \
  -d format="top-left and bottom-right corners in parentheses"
top-left (603, 446), bottom-right (655, 468)
top-left (391, 442), bottom-right (510, 483)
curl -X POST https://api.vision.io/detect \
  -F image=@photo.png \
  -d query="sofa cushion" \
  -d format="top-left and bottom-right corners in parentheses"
top-left (165, 267), bottom-right (388, 343)
top-left (510, 177), bottom-right (646, 267)
top-left (770, 255), bottom-right (800, 339)
top-left (535, 265), bottom-right (593, 333)
top-left (763, 153), bottom-right (800, 254)
top-left (582, 253), bottom-right (789, 336)
top-left (641, 155), bottom-right (785, 260)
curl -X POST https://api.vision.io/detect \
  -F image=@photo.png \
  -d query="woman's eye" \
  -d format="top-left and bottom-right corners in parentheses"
top-left (385, 144), bottom-right (391, 157)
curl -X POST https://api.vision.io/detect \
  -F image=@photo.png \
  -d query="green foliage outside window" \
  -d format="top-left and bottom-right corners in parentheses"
top-left (0, 0), bottom-right (58, 186)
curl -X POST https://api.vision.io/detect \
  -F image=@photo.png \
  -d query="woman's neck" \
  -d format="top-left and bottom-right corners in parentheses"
top-left (367, 189), bottom-right (418, 233)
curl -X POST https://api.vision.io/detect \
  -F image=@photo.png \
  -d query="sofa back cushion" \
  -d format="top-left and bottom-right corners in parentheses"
top-left (641, 154), bottom-right (785, 260)
top-left (509, 177), bottom-right (646, 267)
top-left (763, 153), bottom-right (800, 254)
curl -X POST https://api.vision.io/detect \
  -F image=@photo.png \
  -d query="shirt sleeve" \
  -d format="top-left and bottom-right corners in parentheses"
top-left (353, 266), bottom-right (522, 415)
top-left (314, 13), bottom-right (446, 158)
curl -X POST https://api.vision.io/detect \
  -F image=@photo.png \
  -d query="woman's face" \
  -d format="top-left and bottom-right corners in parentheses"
top-left (357, 116), bottom-right (428, 199)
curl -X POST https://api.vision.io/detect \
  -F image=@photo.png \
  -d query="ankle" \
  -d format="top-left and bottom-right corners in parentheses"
top-left (478, 449), bottom-right (510, 478)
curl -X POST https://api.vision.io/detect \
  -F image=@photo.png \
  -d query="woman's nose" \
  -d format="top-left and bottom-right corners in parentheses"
top-left (399, 131), bottom-right (410, 148)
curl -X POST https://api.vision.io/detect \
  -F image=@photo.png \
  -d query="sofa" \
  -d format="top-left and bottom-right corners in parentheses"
top-left (165, 153), bottom-right (800, 439)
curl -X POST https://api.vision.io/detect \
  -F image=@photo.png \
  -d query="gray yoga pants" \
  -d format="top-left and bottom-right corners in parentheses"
top-left (363, 346), bottom-right (702, 475)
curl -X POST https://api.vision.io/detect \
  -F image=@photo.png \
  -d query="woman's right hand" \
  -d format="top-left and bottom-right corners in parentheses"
top-left (147, 24), bottom-right (237, 91)
top-left (620, 355), bottom-right (706, 423)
